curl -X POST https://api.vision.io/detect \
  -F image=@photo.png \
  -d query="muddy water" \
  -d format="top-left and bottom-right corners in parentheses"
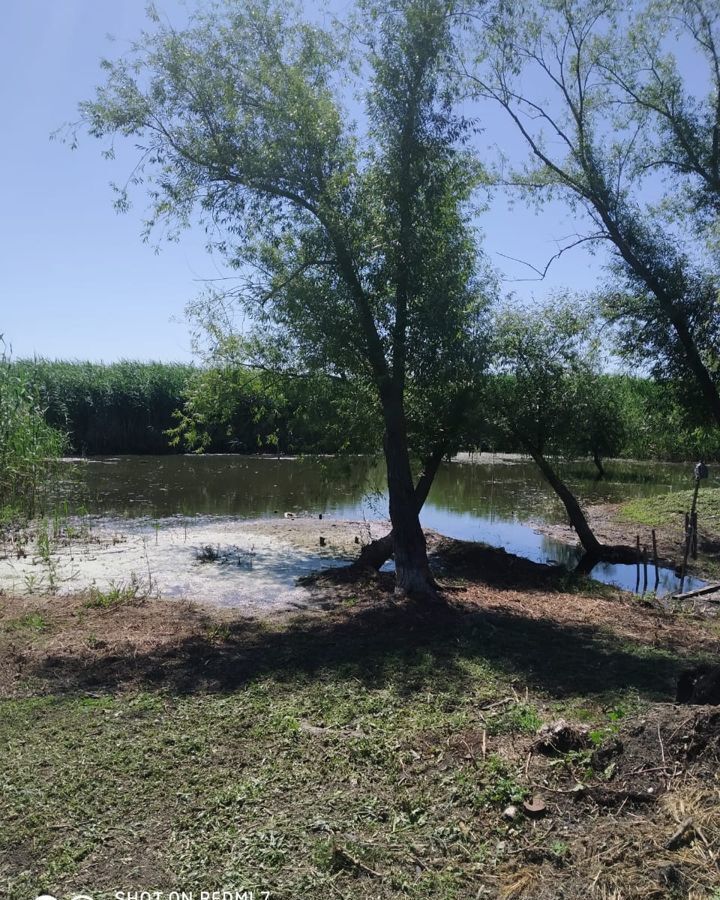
top-left (46, 453), bottom-right (707, 597)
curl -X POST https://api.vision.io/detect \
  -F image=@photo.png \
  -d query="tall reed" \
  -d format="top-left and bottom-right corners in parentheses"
top-left (14, 360), bottom-right (194, 455)
top-left (0, 346), bottom-right (65, 518)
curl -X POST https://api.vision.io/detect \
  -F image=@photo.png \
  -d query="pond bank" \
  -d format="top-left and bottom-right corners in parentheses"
top-left (535, 494), bottom-right (720, 586)
top-left (0, 516), bottom-right (394, 613)
top-left (0, 509), bottom-right (712, 609)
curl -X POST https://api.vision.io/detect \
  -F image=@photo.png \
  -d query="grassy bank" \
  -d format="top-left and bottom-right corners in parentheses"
top-left (620, 486), bottom-right (720, 528)
top-left (2, 564), bottom-right (720, 899)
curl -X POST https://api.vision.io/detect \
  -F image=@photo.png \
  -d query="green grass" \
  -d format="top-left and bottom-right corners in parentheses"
top-left (2, 613), bottom-right (49, 633)
top-left (620, 486), bottom-right (720, 529)
top-left (0, 609), bottom-right (699, 900)
top-left (2, 569), bottom-right (716, 899)
top-left (84, 574), bottom-right (154, 608)
top-left (1, 663), bottom-right (534, 899)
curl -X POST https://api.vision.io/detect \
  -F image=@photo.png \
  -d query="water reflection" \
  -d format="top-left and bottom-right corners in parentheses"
top-left (55, 454), bottom-right (708, 597)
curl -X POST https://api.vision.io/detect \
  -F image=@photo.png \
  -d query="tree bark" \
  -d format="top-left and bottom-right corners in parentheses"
top-left (354, 445), bottom-right (444, 570)
top-left (523, 442), bottom-right (603, 558)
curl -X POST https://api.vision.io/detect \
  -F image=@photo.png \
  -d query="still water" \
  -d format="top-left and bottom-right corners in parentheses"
top-left (55, 453), bottom-right (707, 595)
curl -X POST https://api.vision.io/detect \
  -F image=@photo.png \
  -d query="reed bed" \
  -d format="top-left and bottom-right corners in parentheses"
top-left (9, 360), bottom-right (720, 462)
top-left (0, 351), bottom-right (65, 518)
top-left (13, 359), bottom-right (194, 455)
top-left (12, 360), bottom-right (379, 456)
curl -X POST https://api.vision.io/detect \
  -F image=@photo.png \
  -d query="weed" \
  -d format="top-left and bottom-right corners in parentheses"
top-left (205, 623), bottom-right (231, 641)
top-left (84, 573), bottom-right (154, 608)
top-left (4, 613), bottom-right (48, 633)
top-left (480, 754), bottom-right (529, 806)
top-left (488, 702), bottom-right (542, 735)
top-left (196, 544), bottom-right (220, 562)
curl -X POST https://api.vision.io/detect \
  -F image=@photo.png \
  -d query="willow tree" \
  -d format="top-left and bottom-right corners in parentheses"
top-left (469, 0), bottom-right (720, 426)
top-left (487, 299), bottom-right (635, 566)
top-left (78, 0), bottom-right (490, 598)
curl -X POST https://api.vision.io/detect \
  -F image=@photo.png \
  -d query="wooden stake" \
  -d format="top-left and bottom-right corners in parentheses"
top-left (680, 477), bottom-right (701, 593)
top-left (691, 510), bottom-right (698, 559)
top-left (652, 529), bottom-right (659, 592)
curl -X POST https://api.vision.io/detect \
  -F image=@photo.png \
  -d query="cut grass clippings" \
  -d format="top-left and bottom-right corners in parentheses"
top-left (3, 563), bottom-right (720, 899)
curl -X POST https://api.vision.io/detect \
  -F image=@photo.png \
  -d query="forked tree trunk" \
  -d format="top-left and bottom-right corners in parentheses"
top-left (381, 394), bottom-right (437, 598)
top-left (354, 446), bottom-right (444, 571)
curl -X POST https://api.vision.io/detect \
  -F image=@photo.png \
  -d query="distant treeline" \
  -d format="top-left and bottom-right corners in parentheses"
top-left (13, 360), bottom-right (720, 461)
top-left (13, 360), bottom-right (378, 456)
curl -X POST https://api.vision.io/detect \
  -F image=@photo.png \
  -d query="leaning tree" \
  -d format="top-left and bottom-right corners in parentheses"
top-left (487, 297), bottom-right (637, 566)
top-left (467, 0), bottom-right (720, 427)
top-left (77, 0), bottom-right (492, 598)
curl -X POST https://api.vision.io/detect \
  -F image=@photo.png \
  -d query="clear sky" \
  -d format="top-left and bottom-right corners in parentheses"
top-left (1, 0), bottom-right (608, 363)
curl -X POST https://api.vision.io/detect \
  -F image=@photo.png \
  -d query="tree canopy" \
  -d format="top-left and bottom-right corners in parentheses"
top-left (469, 0), bottom-right (720, 426)
top-left (80, 0), bottom-right (494, 596)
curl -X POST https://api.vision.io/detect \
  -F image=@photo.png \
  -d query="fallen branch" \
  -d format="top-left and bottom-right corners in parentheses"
top-left (672, 583), bottom-right (720, 602)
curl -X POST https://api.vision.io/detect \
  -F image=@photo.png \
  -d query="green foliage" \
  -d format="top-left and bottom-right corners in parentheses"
top-left (13, 359), bottom-right (193, 455)
top-left (84, 574), bottom-right (154, 609)
top-left (0, 346), bottom-right (65, 518)
top-left (10, 355), bottom-right (720, 463)
top-left (479, 755), bottom-right (529, 806)
top-left (483, 298), bottom-right (619, 463)
top-left (78, 0), bottom-right (491, 495)
top-left (474, 0), bottom-right (720, 426)
top-left (3, 613), bottom-right (49, 633)
top-left (614, 376), bottom-right (720, 461)
top-left (487, 702), bottom-right (541, 735)
top-left (169, 365), bottom-right (381, 455)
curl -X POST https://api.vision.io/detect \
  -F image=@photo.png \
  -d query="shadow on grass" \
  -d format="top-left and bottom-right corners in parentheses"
top-left (30, 574), bottom-right (713, 703)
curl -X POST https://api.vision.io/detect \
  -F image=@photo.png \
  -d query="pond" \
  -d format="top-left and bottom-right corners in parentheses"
top-left (44, 452), bottom-right (706, 597)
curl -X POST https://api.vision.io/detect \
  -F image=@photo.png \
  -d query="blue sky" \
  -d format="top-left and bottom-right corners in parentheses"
top-left (1, 0), bottom-right (608, 363)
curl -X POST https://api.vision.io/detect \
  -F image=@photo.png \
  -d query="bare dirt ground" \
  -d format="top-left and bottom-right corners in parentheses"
top-left (535, 502), bottom-right (679, 561)
top-left (2, 535), bottom-right (719, 700)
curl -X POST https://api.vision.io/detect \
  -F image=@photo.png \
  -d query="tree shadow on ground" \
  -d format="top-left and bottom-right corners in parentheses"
top-left (30, 569), bottom-right (715, 703)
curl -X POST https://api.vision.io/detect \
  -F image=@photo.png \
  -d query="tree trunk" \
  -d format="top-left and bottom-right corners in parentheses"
top-left (381, 392), bottom-right (437, 598)
top-left (524, 442), bottom-right (603, 558)
top-left (593, 449), bottom-right (605, 481)
top-left (354, 446), bottom-right (444, 570)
